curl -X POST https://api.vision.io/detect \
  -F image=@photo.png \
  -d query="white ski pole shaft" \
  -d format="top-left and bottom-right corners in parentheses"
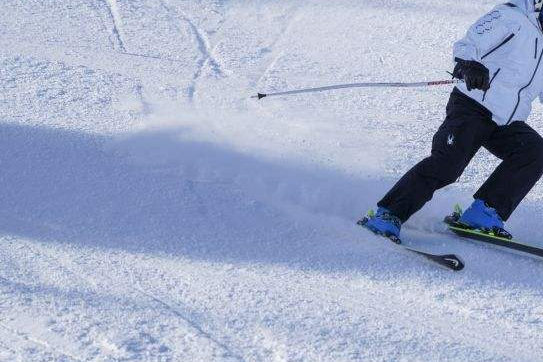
top-left (252, 79), bottom-right (464, 99)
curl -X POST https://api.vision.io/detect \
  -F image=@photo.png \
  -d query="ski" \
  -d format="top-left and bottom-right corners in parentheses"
top-left (357, 218), bottom-right (465, 271)
top-left (444, 210), bottom-right (543, 259)
top-left (402, 246), bottom-right (464, 271)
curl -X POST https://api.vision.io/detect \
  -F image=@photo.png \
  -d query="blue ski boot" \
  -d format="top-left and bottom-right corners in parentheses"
top-left (458, 199), bottom-right (512, 239)
top-left (357, 207), bottom-right (402, 239)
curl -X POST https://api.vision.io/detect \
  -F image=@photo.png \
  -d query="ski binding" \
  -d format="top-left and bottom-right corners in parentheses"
top-left (444, 205), bottom-right (543, 258)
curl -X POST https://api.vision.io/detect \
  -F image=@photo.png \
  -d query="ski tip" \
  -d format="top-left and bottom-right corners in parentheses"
top-left (442, 255), bottom-right (465, 271)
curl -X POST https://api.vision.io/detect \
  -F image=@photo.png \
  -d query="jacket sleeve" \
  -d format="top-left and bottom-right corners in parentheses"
top-left (453, 9), bottom-right (516, 62)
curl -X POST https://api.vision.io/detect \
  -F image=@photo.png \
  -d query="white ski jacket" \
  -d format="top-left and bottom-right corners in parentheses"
top-left (454, 0), bottom-right (543, 125)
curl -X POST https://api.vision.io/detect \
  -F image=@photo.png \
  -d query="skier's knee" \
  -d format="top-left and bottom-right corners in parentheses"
top-left (419, 155), bottom-right (463, 186)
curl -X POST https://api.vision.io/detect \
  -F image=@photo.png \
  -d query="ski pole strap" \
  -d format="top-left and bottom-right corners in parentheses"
top-left (252, 79), bottom-right (464, 99)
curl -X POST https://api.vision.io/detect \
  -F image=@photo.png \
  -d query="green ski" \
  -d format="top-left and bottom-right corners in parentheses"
top-left (444, 205), bottom-right (543, 258)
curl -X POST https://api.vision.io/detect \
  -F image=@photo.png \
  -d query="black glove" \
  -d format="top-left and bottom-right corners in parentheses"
top-left (452, 58), bottom-right (490, 91)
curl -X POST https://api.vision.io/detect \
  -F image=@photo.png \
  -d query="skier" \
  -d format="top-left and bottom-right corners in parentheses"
top-left (362, 0), bottom-right (543, 240)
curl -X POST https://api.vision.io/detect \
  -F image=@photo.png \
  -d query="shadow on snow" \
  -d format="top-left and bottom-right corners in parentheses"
top-left (1, 122), bottom-right (543, 288)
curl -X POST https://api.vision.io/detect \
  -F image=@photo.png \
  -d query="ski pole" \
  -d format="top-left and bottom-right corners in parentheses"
top-left (252, 79), bottom-right (464, 100)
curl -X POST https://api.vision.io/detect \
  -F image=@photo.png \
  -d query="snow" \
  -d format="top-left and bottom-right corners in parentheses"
top-left (1, 0), bottom-right (543, 361)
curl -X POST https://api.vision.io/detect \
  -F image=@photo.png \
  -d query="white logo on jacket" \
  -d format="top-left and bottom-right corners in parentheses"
top-left (447, 134), bottom-right (455, 145)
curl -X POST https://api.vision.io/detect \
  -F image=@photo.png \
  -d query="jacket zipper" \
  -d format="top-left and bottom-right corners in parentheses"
top-left (481, 33), bottom-right (515, 60)
top-left (507, 42), bottom-right (543, 125)
top-left (482, 68), bottom-right (501, 102)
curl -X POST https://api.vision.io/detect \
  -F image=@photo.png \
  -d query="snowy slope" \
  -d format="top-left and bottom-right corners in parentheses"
top-left (1, 0), bottom-right (543, 361)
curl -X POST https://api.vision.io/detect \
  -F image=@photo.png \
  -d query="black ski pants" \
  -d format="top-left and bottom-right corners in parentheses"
top-left (378, 88), bottom-right (543, 223)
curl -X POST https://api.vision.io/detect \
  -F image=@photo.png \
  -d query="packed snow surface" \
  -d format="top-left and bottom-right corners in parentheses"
top-left (2, 0), bottom-right (543, 361)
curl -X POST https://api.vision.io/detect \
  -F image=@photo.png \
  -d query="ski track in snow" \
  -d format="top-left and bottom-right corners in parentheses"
top-left (0, 239), bottom-right (108, 360)
top-left (254, 9), bottom-right (303, 88)
top-left (1, 236), bottom-right (244, 361)
top-left (103, 0), bottom-right (128, 52)
top-left (0, 321), bottom-right (84, 362)
top-left (133, 287), bottom-right (247, 362)
top-left (2, 0), bottom-right (543, 361)
top-left (157, 0), bottom-right (225, 102)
